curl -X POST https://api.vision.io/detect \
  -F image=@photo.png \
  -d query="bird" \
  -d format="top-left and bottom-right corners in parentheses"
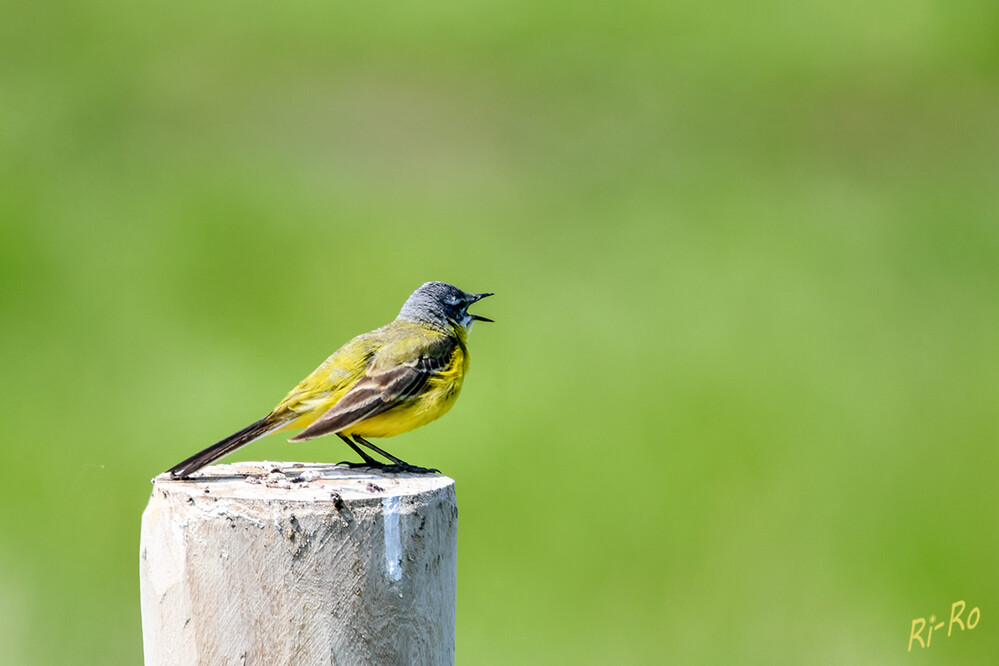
top-left (166, 281), bottom-right (492, 478)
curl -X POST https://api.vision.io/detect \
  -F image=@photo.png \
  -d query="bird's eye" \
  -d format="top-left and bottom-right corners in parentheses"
top-left (447, 295), bottom-right (461, 306)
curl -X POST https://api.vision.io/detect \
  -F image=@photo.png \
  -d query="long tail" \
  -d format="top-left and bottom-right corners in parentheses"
top-left (166, 416), bottom-right (285, 478)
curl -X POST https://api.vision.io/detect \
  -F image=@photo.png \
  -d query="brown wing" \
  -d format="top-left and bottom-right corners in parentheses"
top-left (290, 337), bottom-right (455, 441)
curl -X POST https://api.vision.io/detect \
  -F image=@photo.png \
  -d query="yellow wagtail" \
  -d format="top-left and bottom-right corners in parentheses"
top-left (167, 281), bottom-right (492, 478)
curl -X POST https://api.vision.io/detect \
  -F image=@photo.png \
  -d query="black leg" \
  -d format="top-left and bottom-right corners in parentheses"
top-left (336, 433), bottom-right (381, 467)
top-left (352, 436), bottom-right (440, 474)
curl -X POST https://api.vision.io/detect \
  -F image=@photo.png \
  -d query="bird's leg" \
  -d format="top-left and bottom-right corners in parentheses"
top-left (335, 433), bottom-right (382, 467)
top-left (352, 436), bottom-right (440, 474)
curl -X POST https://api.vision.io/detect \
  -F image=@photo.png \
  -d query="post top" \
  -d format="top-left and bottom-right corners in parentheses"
top-left (151, 461), bottom-right (454, 503)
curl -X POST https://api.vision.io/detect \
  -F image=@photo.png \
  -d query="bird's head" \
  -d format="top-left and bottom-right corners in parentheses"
top-left (398, 281), bottom-right (493, 332)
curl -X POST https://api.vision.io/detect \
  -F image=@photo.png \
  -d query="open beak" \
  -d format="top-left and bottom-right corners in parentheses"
top-left (468, 292), bottom-right (494, 322)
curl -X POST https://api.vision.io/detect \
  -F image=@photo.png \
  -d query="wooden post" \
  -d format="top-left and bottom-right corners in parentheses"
top-left (139, 462), bottom-right (457, 665)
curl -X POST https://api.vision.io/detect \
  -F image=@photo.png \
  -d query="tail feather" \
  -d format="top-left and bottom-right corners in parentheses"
top-left (167, 416), bottom-right (282, 478)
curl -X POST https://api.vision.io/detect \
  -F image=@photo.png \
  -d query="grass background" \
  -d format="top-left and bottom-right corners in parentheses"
top-left (2, 1), bottom-right (998, 663)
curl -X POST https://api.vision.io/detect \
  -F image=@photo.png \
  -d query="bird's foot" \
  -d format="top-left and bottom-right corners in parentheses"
top-left (380, 462), bottom-right (441, 475)
top-left (335, 460), bottom-right (376, 469)
top-left (336, 460), bottom-right (439, 474)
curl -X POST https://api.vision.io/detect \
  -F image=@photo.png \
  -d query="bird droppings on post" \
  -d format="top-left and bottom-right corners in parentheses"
top-left (265, 472), bottom-right (291, 489)
top-left (297, 469), bottom-right (319, 483)
top-left (382, 495), bottom-right (404, 582)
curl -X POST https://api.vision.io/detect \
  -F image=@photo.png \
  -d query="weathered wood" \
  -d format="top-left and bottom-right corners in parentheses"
top-left (139, 462), bottom-right (457, 665)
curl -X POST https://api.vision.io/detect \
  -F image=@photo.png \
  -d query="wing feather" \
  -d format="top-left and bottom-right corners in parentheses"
top-left (290, 335), bottom-right (455, 441)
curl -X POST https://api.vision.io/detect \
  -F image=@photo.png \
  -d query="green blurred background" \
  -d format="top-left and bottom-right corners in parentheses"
top-left (2, 1), bottom-right (998, 663)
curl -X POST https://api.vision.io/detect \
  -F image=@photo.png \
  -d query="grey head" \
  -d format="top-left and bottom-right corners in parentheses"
top-left (398, 281), bottom-right (494, 331)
